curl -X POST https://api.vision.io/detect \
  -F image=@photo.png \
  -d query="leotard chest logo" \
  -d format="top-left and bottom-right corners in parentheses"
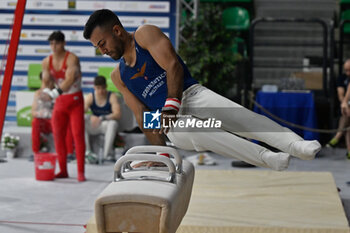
top-left (130, 62), bottom-right (147, 80)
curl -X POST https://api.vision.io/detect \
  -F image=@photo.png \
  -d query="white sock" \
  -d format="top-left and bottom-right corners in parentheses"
top-left (261, 151), bottom-right (290, 171)
top-left (289, 140), bottom-right (321, 160)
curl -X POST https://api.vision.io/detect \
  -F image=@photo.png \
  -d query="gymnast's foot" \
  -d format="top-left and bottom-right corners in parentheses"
top-left (55, 171), bottom-right (68, 179)
top-left (262, 151), bottom-right (290, 171)
top-left (289, 140), bottom-right (321, 160)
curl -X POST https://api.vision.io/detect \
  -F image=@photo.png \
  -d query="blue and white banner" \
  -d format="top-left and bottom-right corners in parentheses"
top-left (0, 0), bottom-right (178, 124)
top-left (0, 14), bottom-right (170, 28)
top-left (76, 1), bottom-right (170, 12)
top-left (0, 1), bottom-right (170, 12)
top-left (10, 60), bottom-right (116, 73)
top-left (0, 1), bottom-right (67, 10)
top-left (0, 29), bottom-right (169, 42)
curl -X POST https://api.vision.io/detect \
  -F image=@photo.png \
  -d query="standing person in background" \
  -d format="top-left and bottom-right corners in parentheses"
top-left (328, 59), bottom-right (350, 158)
top-left (31, 72), bottom-right (74, 157)
top-left (84, 75), bottom-right (121, 162)
top-left (41, 31), bottom-right (86, 182)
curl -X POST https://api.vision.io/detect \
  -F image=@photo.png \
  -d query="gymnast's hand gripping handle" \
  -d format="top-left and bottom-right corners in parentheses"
top-left (114, 154), bottom-right (176, 183)
top-left (125, 145), bottom-right (182, 173)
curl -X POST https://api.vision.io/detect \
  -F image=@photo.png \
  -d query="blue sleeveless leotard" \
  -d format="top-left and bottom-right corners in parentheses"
top-left (119, 37), bottom-right (198, 110)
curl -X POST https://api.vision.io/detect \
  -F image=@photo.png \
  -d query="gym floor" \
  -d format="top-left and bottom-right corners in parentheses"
top-left (0, 145), bottom-right (349, 233)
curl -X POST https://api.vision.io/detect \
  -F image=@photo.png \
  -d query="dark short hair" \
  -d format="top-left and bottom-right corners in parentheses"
top-left (94, 75), bottom-right (107, 86)
top-left (48, 31), bottom-right (65, 42)
top-left (83, 9), bottom-right (122, 39)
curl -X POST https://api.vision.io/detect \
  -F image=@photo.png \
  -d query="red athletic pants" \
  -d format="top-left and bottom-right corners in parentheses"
top-left (52, 91), bottom-right (85, 176)
top-left (31, 118), bottom-right (74, 154)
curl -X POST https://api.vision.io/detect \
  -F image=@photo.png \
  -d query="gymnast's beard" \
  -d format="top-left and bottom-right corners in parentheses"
top-left (110, 50), bottom-right (123, 61)
top-left (110, 34), bottom-right (125, 61)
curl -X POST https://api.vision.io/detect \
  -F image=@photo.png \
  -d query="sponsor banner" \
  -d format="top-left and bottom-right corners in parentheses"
top-left (0, 29), bottom-right (11, 40)
top-left (4, 75), bottom-right (94, 90)
top-left (2, 60), bottom-right (41, 72)
top-left (11, 76), bottom-right (28, 87)
top-left (0, 29), bottom-right (168, 42)
top-left (82, 76), bottom-right (94, 83)
top-left (4, 121), bottom-right (17, 125)
top-left (27, 0), bottom-right (67, 10)
top-left (11, 60), bottom-right (116, 73)
top-left (0, 0), bottom-right (67, 10)
top-left (121, 16), bottom-right (169, 28)
top-left (23, 14), bottom-right (87, 26)
top-left (0, 44), bottom-right (96, 57)
top-left (76, 1), bottom-right (169, 13)
top-left (6, 106), bottom-right (16, 114)
top-left (5, 60), bottom-right (40, 72)
top-left (9, 92), bottom-right (17, 102)
top-left (18, 29), bottom-right (84, 41)
top-left (15, 91), bottom-right (34, 113)
top-left (0, 42), bottom-right (9, 56)
top-left (0, 0), bottom-right (169, 12)
top-left (0, 14), bottom-right (86, 26)
top-left (5, 117), bottom-right (17, 123)
top-left (7, 78), bottom-right (93, 91)
top-left (0, 14), bottom-right (169, 28)
top-left (81, 61), bottom-right (116, 73)
top-left (6, 111), bottom-right (16, 118)
top-left (0, 29), bottom-right (169, 42)
top-left (65, 45), bottom-right (97, 57)
top-left (13, 60), bottom-right (39, 71)
top-left (81, 80), bottom-right (94, 89)
top-left (0, 1), bottom-right (17, 9)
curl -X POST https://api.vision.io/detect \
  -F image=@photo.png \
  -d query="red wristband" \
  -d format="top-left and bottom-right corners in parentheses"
top-left (157, 152), bottom-right (170, 158)
top-left (163, 98), bottom-right (181, 112)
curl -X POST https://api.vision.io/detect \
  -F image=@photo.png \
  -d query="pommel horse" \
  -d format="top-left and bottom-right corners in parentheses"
top-left (93, 145), bottom-right (195, 233)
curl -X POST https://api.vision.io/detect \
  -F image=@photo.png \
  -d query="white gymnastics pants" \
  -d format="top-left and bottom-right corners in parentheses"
top-left (85, 116), bottom-right (118, 158)
top-left (167, 84), bottom-right (303, 168)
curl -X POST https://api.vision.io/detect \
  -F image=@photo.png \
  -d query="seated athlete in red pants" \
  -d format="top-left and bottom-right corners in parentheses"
top-left (31, 72), bottom-right (74, 155)
top-left (41, 31), bottom-right (86, 182)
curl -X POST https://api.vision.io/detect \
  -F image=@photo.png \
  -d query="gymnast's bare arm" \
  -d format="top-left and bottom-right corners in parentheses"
top-left (41, 57), bottom-right (53, 89)
top-left (31, 90), bottom-right (40, 118)
top-left (135, 25), bottom-right (184, 101)
top-left (111, 64), bottom-right (167, 146)
top-left (135, 25), bottom-right (184, 134)
top-left (59, 53), bottom-right (81, 92)
top-left (84, 93), bottom-right (93, 113)
top-left (107, 93), bottom-right (121, 120)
